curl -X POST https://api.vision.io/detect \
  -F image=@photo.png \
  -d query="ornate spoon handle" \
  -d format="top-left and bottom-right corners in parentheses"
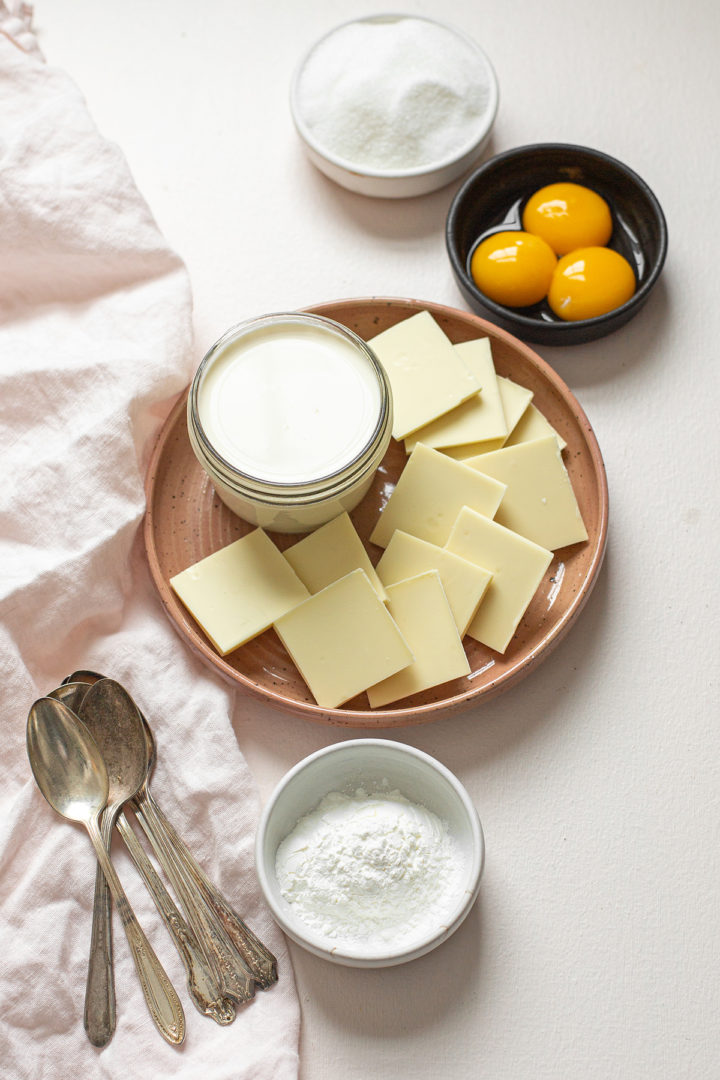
top-left (84, 812), bottom-right (115, 1046)
top-left (116, 812), bottom-right (235, 1025)
top-left (86, 817), bottom-right (185, 1045)
top-left (146, 791), bottom-right (277, 988)
top-left (131, 796), bottom-right (255, 1006)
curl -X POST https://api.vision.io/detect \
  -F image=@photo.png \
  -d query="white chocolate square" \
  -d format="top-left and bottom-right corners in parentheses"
top-left (366, 311), bottom-right (480, 440)
top-left (504, 402), bottom-right (567, 452)
top-left (170, 529), bottom-right (309, 655)
top-left (283, 512), bottom-right (386, 600)
top-left (466, 436), bottom-right (588, 550)
top-left (367, 571), bottom-right (470, 708)
top-left (376, 529), bottom-right (492, 637)
top-left (442, 375), bottom-right (534, 460)
top-left (369, 443), bottom-right (506, 549)
top-left (273, 569), bottom-right (413, 709)
top-left (403, 338), bottom-right (507, 452)
top-left (446, 507), bottom-right (552, 654)
top-left (498, 376), bottom-right (534, 433)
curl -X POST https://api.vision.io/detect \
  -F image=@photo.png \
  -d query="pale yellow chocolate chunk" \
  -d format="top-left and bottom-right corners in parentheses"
top-left (366, 310), bottom-right (480, 440)
top-left (466, 436), bottom-right (588, 550)
top-left (369, 442), bottom-right (506, 549)
top-left (403, 338), bottom-right (507, 452)
top-left (170, 529), bottom-right (309, 655)
top-left (446, 507), bottom-right (552, 654)
top-left (273, 569), bottom-right (413, 709)
top-left (504, 402), bottom-right (567, 452)
top-left (283, 511), bottom-right (386, 601)
top-left (376, 529), bottom-right (492, 636)
top-left (443, 376), bottom-right (534, 460)
top-left (367, 571), bottom-right (470, 708)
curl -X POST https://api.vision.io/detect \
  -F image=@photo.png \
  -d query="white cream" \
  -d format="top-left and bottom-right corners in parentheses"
top-left (198, 320), bottom-right (382, 484)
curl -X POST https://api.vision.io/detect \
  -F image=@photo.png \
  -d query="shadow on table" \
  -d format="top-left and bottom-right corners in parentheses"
top-left (291, 889), bottom-right (486, 1037)
top-left (296, 134), bottom-right (504, 247)
top-left (539, 276), bottom-right (673, 393)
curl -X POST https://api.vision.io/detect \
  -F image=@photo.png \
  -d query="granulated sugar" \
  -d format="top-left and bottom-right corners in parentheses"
top-left (295, 16), bottom-right (494, 171)
top-left (275, 787), bottom-right (465, 949)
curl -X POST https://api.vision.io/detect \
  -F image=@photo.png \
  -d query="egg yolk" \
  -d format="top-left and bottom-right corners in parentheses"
top-left (470, 231), bottom-right (557, 308)
top-left (522, 182), bottom-right (613, 256)
top-left (548, 246), bottom-right (636, 321)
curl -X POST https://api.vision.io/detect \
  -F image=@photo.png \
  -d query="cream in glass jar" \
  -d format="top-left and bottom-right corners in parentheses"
top-left (188, 313), bottom-right (393, 533)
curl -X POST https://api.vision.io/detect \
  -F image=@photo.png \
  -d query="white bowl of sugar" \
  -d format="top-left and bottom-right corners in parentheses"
top-left (255, 739), bottom-right (484, 967)
top-left (289, 14), bottom-right (499, 198)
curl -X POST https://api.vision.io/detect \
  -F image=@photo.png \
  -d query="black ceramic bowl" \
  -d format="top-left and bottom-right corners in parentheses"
top-left (446, 143), bottom-right (668, 346)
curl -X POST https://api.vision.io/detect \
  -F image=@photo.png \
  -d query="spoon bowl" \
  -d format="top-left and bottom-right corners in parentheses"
top-left (78, 679), bottom-right (149, 812)
top-left (27, 698), bottom-right (108, 822)
top-left (48, 680), bottom-right (92, 715)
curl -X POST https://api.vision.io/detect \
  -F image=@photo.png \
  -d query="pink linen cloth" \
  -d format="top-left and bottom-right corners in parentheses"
top-left (0, 5), bottom-right (300, 1076)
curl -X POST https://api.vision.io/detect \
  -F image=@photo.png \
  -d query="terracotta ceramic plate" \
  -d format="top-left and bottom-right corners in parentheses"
top-left (144, 297), bottom-right (608, 727)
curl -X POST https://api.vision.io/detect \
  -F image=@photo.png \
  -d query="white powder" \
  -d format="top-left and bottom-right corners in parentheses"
top-left (275, 787), bottom-right (465, 949)
top-left (295, 16), bottom-right (494, 171)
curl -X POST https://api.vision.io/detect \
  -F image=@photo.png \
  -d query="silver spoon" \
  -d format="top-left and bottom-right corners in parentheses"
top-left (26, 697), bottom-right (185, 1045)
top-left (63, 679), bottom-right (254, 1006)
top-left (51, 682), bottom-right (236, 1025)
top-left (44, 681), bottom-right (115, 1045)
top-left (64, 674), bottom-right (255, 1003)
top-left (66, 670), bottom-right (277, 988)
top-left (79, 678), bottom-right (148, 1046)
top-left (73, 680), bottom-right (236, 1026)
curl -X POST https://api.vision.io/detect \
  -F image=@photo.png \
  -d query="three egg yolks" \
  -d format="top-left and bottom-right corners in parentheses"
top-left (469, 182), bottom-right (636, 320)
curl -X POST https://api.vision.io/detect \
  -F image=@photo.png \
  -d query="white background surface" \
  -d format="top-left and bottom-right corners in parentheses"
top-left (35, 1), bottom-right (719, 1077)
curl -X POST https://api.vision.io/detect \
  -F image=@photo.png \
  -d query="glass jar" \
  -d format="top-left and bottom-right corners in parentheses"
top-left (187, 312), bottom-right (393, 533)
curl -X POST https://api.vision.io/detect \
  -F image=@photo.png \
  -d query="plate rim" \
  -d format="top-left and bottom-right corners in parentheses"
top-left (143, 296), bottom-right (609, 727)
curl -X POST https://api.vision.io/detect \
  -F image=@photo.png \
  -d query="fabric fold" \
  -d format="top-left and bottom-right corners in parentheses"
top-left (0, 5), bottom-right (299, 1075)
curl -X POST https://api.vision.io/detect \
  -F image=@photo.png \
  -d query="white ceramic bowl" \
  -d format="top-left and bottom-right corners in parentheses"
top-left (289, 14), bottom-right (499, 199)
top-left (255, 739), bottom-right (484, 967)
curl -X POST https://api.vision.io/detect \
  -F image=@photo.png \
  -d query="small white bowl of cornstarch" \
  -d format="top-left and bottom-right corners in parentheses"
top-left (255, 740), bottom-right (484, 967)
top-left (289, 14), bottom-right (499, 198)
